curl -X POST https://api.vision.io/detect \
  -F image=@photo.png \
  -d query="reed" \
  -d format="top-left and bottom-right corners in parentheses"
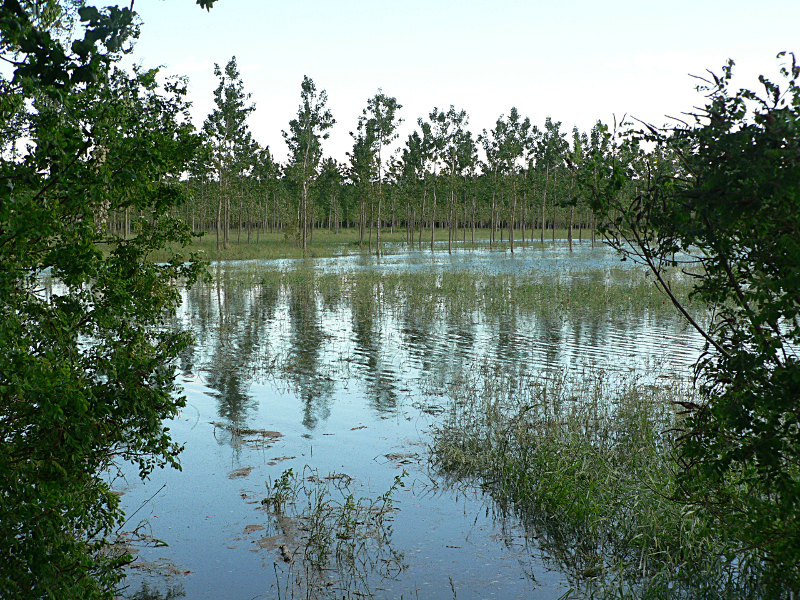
top-left (429, 367), bottom-right (766, 598)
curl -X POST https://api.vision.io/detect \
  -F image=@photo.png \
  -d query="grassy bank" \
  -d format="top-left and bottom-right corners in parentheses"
top-left (156, 227), bottom-right (594, 261)
top-left (429, 367), bottom-right (772, 598)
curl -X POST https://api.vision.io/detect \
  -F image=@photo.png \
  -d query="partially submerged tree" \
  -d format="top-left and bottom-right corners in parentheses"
top-left (347, 117), bottom-right (377, 249)
top-left (203, 56), bottom-right (255, 250)
top-left (536, 117), bottom-right (569, 243)
top-left (316, 157), bottom-right (343, 233)
top-left (357, 90), bottom-right (402, 256)
top-left (432, 106), bottom-right (475, 253)
top-left (398, 130), bottom-right (427, 246)
top-left (283, 75), bottom-right (335, 251)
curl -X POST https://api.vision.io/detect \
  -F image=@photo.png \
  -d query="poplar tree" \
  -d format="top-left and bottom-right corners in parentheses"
top-left (348, 119), bottom-right (377, 248)
top-left (358, 90), bottom-right (402, 256)
top-left (431, 106), bottom-right (474, 253)
top-left (479, 109), bottom-right (531, 251)
top-left (536, 117), bottom-right (569, 243)
top-left (317, 157), bottom-right (343, 232)
top-left (564, 126), bottom-right (588, 251)
top-left (284, 75), bottom-right (335, 251)
top-left (399, 131), bottom-right (427, 246)
top-left (203, 56), bottom-right (255, 250)
top-left (479, 126), bottom-right (502, 247)
top-left (419, 110), bottom-right (447, 250)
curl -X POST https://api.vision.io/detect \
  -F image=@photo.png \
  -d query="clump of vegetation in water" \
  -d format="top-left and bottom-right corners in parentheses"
top-left (250, 264), bottom-right (698, 318)
top-left (262, 467), bottom-right (407, 599)
top-left (430, 368), bottom-right (767, 598)
top-left (124, 582), bottom-right (185, 600)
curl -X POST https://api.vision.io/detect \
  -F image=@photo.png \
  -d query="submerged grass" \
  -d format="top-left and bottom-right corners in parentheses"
top-left (204, 263), bottom-right (698, 319)
top-left (429, 368), bottom-right (766, 598)
top-left (262, 467), bottom-right (406, 599)
top-left (153, 227), bottom-right (587, 261)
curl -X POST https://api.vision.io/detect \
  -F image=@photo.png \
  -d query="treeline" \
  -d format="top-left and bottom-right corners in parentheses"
top-left (106, 56), bottom-right (633, 254)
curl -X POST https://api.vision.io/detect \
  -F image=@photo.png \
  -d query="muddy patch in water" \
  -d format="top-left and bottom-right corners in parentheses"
top-left (228, 466), bottom-right (254, 479)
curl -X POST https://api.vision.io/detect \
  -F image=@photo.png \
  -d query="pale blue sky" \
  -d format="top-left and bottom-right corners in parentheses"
top-left (130, 0), bottom-right (800, 162)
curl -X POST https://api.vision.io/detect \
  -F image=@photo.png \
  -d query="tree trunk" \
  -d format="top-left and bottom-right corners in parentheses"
top-left (216, 193), bottom-right (222, 251)
top-left (490, 187), bottom-right (496, 248)
top-left (430, 182), bottom-right (437, 251)
top-left (447, 186), bottom-right (453, 255)
top-left (419, 186), bottom-right (426, 248)
top-left (541, 165), bottom-right (547, 244)
top-left (471, 195), bottom-right (475, 247)
top-left (224, 194), bottom-right (230, 249)
top-left (463, 200), bottom-right (467, 244)
top-left (568, 205), bottom-right (574, 251)
top-left (369, 188), bottom-right (374, 253)
top-left (359, 192), bottom-right (365, 249)
top-left (377, 164), bottom-right (382, 256)
top-left (509, 188), bottom-right (516, 254)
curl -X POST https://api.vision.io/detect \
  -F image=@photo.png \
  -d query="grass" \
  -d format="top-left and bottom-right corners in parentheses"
top-left (263, 467), bottom-right (406, 599)
top-left (153, 227), bottom-right (593, 261)
top-left (429, 367), bottom-right (768, 598)
top-left (218, 263), bottom-right (699, 318)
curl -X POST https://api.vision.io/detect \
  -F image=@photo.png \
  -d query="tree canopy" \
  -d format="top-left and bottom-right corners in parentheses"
top-left (589, 53), bottom-right (800, 589)
top-left (1, 2), bottom-right (205, 597)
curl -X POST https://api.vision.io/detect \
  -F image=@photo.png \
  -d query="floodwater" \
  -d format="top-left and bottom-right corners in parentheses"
top-left (117, 243), bottom-right (705, 600)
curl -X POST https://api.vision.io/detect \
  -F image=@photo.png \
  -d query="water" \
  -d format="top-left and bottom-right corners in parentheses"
top-left (118, 243), bottom-right (705, 599)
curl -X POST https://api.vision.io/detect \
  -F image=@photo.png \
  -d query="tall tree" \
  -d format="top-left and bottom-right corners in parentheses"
top-left (358, 90), bottom-right (402, 256)
top-left (316, 157), bottom-right (343, 233)
top-left (588, 55), bottom-right (800, 590)
top-left (582, 120), bottom-right (613, 246)
top-left (479, 125), bottom-right (502, 247)
top-left (203, 56), bottom-right (255, 250)
top-left (564, 126), bottom-right (588, 251)
top-left (419, 110), bottom-right (448, 250)
top-left (348, 118), bottom-right (376, 249)
top-left (1, 3), bottom-right (205, 597)
top-left (480, 108), bottom-right (532, 252)
top-left (283, 75), bottom-right (335, 252)
top-left (495, 108), bottom-right (532, 252)
top-left (536, 117), bottom-right (569, 243)
top-left (399, 130), bottom-right (427, 246)
top-left (433, 106), bottom-right (475, 253)
top-left (250, 143), bottom-right (277, 241)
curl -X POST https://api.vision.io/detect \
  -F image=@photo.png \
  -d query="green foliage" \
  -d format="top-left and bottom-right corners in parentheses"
top-left (357, 89), bottom-right (402, 253)
top-left (431, 370), bottom-right (765, 598)
top-left (589, 54), bottom-right (800, 587)
top-left (203, 55), bottom-right (255, 177)
top-left (264, 466), bottom-right (405, 598)
top-left (283, 75), bottom-right (335, 249)
top-left (360, 89), bottom-right (403, 167)
top-left (202, 55), bottom-right (257, 249)
top-left (0, 2), bottom-right (204, 598)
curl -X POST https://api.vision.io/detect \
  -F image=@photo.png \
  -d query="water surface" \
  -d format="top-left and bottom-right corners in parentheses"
top-left (119, 243), bottom-right (704, 599)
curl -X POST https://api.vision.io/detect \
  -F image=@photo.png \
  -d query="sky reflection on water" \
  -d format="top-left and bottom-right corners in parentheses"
top-left (120, 245), bottom-right (704, 600)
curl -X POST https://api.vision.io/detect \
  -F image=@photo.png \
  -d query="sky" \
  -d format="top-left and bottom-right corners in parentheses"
top-left (128, 0), bottom-right (800, 163)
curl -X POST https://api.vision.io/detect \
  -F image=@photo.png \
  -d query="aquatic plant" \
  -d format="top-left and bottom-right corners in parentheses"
top-left (263, 467), bottom-right (407, 599)
top-left (430, 368), bottom-right (768, 598)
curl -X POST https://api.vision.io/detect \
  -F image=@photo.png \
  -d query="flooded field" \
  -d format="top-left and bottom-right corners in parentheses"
top-left (116, 243), bottom-right (707, 599)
